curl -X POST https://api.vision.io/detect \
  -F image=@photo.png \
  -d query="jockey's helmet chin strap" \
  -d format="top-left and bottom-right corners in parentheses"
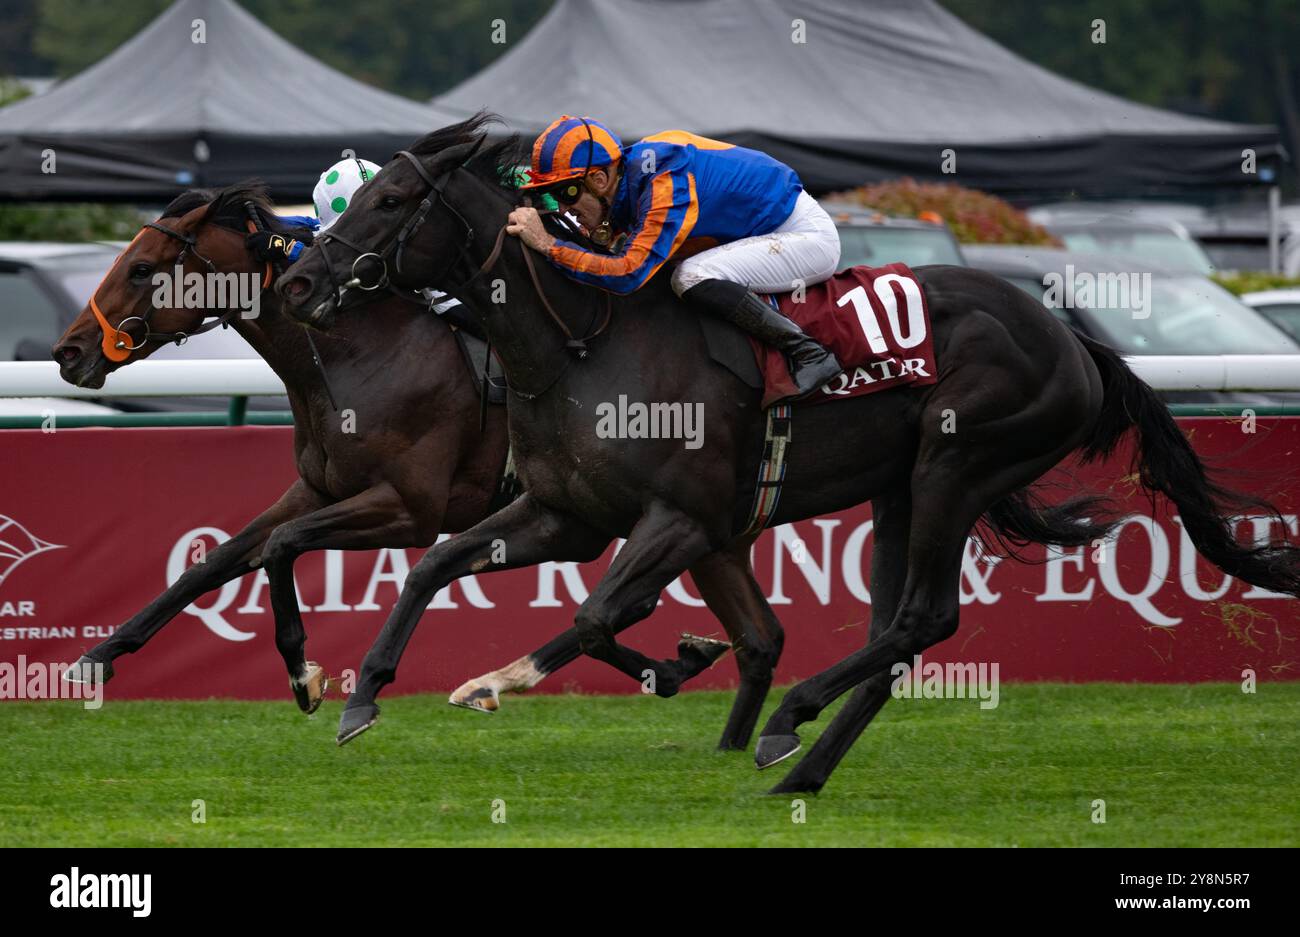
top-left (584, 163), bottom-right (620, 248)
top-left (588, 197), bottom-right (613, 246)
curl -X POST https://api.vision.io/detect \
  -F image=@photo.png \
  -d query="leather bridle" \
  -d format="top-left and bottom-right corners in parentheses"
top-left (89, 218), bottom-right (270, 363)
top-left (306, 147), bottom-right (612, 362)
top-left (309, 149), bottom-right (480, 323)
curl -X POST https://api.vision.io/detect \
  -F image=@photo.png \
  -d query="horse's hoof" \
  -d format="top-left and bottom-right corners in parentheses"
top-left (677, 633), bottom-right (731, 669)
top-left (755, 734), bottom-right (801, 770)
top-left (62, 656), bottom-right (113, 685)
top-left (336, 703), bottom-right (379, 746)
top-left (292, 662), bottom-right (328, 715)
top-left (448, 681), bottom-right (499, 713)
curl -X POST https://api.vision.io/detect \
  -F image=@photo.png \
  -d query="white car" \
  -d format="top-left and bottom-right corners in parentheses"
top-left (1241, 288), bottom-right (1300, 342)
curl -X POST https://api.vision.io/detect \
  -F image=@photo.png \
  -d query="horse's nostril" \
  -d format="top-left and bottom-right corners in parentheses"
top-left (54, 344), bottom-right (82, 365)
top-left (283, 276), bottom-right (311, 299)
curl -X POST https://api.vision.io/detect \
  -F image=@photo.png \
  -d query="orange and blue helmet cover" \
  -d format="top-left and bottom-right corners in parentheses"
top-left (522, 115), bottom-right (623, 190)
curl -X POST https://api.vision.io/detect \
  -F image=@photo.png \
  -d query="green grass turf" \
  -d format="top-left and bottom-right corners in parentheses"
top-left (1, 683), bottom-right (1297, 847)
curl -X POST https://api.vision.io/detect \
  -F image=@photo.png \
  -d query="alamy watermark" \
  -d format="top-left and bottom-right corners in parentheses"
top-left (595, 395), bottom-right (704, 449)
top-left (0, 656), bottom-right (104, 709)
top-left (1043, 265), bottom-right (1152, 319)
top-left (152, 265), bottom-right (261, 320)
top-left (890, 654), bottom-right (1000, 709)
top-left (50, 867), bottom-right (150, 917)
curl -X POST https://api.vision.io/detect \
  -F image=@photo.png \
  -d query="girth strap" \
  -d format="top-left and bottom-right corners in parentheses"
top-left (742, 403), bottom-right (793, 537)
top-left (488, 444), bottom-right (524, 514)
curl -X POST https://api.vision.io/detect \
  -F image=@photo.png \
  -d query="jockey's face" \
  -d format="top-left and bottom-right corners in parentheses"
top-left (567, 166), bottom-right (619, 234)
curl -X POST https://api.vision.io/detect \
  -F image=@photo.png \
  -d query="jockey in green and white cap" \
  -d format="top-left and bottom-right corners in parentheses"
top-left (245, 156), bottom-right (381, 264)
top-left (317, 155), bottom-right (464, 315)
top-left (314, 157), bottom-right (383, 231)
top-left (248, 155), bottom-right (473, 317)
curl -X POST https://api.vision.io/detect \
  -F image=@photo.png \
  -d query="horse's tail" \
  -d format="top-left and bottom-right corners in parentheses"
top-left (1055, 333), bottom-right (1300, 597)
top-left (980, 334), bottom-right (1300, 595)
top-left (980, 485), bottom-right (1117, 555)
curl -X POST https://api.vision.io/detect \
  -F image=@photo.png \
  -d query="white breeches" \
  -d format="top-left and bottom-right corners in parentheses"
top-left (670, 190), bottom-right (841, 296)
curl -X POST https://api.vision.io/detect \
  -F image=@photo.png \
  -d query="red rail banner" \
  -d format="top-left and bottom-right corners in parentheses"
top-left (2, 418), bottom-right (1297, 701)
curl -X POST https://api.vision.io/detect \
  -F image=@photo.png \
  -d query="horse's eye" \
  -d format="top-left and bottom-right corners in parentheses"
top-left (380, 196), bottom-right (402, 210)
top-left (130, 263), bottom-right (153, 279)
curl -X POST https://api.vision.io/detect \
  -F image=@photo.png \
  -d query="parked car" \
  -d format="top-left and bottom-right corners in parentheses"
top-left (1191, 205), bottom-right (1300, 276)
top-left (1026, 204), bottom-right (1216, 276)
top-left (822, 203), bottom-right (967, 269)
top-left (1029, 199), bottom-right (1300, 276)
top-left (0, 242), bottom-right (286, 411)
top-left (1028, 200), bottom-right (1210, 228)
top-left (1241, 288), bottom-right (1300, 342)
top-left (963, 245), bottom-right (1300, 405)
top-left (0, 242), bottom-right (120, 361)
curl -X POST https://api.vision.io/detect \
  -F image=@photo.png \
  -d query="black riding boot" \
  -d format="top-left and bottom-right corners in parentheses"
top-left (682, 278), bottom-right (842, 396)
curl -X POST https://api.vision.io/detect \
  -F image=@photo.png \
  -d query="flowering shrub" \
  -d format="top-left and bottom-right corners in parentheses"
top-left (1212, 272), bottom-right (1300, 295)
top-left (827, 178), bottom-right (1061, 246)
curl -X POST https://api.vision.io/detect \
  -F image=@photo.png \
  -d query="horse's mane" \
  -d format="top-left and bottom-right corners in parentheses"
top-left (407, 111), bottom-right (609, 251)
top-left (407, 111), bottom-right (526, 198)
top-left (161, 181), bottom-right (314, 237)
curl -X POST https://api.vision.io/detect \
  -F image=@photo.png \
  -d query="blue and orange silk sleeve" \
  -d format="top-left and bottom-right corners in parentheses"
top-left (547, 163), bottom-right (699, 294)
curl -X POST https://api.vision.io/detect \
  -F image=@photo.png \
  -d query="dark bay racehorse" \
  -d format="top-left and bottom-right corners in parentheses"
top-left (52, 183), bottom-right (756, 737)
top-left (278, 114), bottom-right (1300, 794)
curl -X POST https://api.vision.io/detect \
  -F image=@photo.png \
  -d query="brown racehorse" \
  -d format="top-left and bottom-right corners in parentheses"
top-left (52, 183), bottom-right (775, 748)
top-left (277, 114), bottom-right (1300, 794)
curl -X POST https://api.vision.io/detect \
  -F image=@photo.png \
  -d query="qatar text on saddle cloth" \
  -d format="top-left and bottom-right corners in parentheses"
top-left (755, 262), bottom-right (939, 408)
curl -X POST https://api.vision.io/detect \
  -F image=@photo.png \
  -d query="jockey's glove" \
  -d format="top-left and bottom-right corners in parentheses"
top-left (245, 230), bottom-right (307, 264)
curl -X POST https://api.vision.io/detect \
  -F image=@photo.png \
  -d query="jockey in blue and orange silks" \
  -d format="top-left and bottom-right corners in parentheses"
top-left (507, 115), bottom-right (843, 396)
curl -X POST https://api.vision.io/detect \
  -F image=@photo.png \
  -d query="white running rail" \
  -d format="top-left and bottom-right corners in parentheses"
top-left (0, 360), bottom-right (286, 398)
top-left (1124, 356), bottom-right (1300, 393)
top-left (0, 356), bottom-right (1299, 398)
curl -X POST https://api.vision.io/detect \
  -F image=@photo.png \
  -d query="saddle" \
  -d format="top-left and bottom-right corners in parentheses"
top-left (452, 325), bottom-right (508, 406)
top-left (704, 263), bottom-right (939, 408)
top-left (430, 295), bottom-right (506, 406)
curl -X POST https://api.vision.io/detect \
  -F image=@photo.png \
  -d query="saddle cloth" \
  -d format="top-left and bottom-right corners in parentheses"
top-left (752, 262), bottom-right (939, 407)
top-left (452, 324), bottom-right (508, 405)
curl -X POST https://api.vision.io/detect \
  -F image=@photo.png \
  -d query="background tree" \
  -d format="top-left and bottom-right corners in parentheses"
top-left (10, 0), bottom-right (1298, 154)
top-left (21, 0), bottom-right (550, 99)
top-left (941, 0), bottom-right (1300, 170)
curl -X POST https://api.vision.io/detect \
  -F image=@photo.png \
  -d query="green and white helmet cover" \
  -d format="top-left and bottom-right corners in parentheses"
top-left (313, 157), bottom-right (382, 231)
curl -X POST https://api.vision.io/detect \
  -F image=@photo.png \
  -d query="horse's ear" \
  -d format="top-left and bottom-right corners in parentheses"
top-left (178, 200), bottom-right (216, 232)
top-left (429, 136), bottom-right (487, 174)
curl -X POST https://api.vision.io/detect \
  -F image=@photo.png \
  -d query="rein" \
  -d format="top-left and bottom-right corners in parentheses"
top-left (515, 225), bottom-right (612, 360)
top-left (309, 149), bottom-right (612, 356)
top-left (88, 202), bottom-right (426, 416)
top-left (242, 201), bottom-right (342, 413)
top-left (309, 149), bottom-right (479, 322)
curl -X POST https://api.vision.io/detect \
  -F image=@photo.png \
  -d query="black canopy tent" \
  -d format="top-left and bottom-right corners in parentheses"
top-left (435, 0), bottom-right (1284, 197)
top-left (0, 0), bottom-right (457, 202)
